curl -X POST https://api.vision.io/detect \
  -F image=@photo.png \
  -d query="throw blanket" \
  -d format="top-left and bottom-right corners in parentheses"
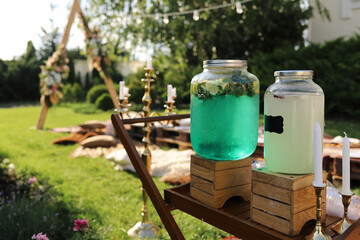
top-left (106, 148), bottom-right (194, 177)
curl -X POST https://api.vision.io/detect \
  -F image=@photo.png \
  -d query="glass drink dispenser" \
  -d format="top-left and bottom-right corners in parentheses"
top-left (264, 70), bottom-right (324, 174)
top-left (190, 60), bottom-right (260, 160)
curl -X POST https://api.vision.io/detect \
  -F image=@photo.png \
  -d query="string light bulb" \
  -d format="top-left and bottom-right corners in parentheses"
top-left (163, 15), bottom-right (169, 24)
top-left (193, 10), bottom-right (200, 21)
top-left (236, 1), bottom-right (243, 14)
top-left (114, 1), bottom-right (251, 24)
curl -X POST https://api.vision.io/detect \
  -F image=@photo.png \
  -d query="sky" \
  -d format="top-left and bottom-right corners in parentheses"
top-left (0, 0), bottom-right (85, 60)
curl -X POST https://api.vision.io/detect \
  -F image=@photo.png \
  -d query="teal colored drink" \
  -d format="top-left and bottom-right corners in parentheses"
top-left (190, 75), bottom-right (260, 160)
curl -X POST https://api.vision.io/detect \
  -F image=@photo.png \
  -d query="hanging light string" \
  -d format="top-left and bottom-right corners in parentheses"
top-left (126, 0), bottom-right (252, 24)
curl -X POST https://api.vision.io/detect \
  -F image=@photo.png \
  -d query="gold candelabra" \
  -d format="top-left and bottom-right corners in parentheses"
top-left (306, 184), bottom-right (331, 240)
top-left (332, 193), bottom-right (354, 234)
top-left (127, 67), bottom-right (160, 239)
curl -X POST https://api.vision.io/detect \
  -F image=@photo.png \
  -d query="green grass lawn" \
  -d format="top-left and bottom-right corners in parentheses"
top-left (0, 103), bottom-right (359, 239)
top-left (0, 104), bottom-right (227, 240)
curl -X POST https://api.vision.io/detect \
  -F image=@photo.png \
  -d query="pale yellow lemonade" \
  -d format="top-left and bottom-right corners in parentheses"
top-left (264, 93), bottom-right (324, 174)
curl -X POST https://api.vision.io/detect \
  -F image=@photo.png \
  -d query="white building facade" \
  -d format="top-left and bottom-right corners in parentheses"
top-left (73, 59), bottom-right (145, 86)
top-left (309, 0), bottom-right (360, 43)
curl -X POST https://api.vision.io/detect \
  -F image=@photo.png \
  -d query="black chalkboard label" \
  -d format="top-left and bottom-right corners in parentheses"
top-left (265, 115), bottom-right (284, 134)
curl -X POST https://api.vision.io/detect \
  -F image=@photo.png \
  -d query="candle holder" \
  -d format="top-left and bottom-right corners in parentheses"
top-left (332, 192), bottom-right (354, 234)
top-left (115, 96), bottom-right (131, 119)
top-left (164, 100), bottom-right (176, 115)
top-left (306, 184), bottom-right (331, 240)
top-left (127, 67), bottom-right (160, 239)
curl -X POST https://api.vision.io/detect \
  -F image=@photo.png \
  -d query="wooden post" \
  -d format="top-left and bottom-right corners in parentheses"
top-left (60, 0), bottom-right (80, 47)
top-left (102, 73), bottom-right (120, 109)
top-left (36, 102), bottom-right (49, 130)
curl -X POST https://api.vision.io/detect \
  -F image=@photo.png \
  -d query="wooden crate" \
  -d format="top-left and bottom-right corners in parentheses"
top-left (251, 167), bottom-right (327, 236)
top-left (190, 154), bottom-right (252, 208)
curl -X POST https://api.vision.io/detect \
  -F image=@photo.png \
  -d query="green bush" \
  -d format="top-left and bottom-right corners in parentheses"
top-left (62, 83), bottom-right (85, 102)
top-left (86, 83), bottom-right (119, 104)
top-left (95, 93), bottom-right (114, 111)
top-left (62, 83), bottom-right (72, 102)
top-left (87, 85), bottom-right (108, 103)
top-left (248, 35), bottom-right (360, 117)
top-left (71, 83), bottom-right (85, 102)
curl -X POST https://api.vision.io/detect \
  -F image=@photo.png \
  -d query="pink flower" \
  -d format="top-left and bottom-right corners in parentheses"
top-left (31, 232), bottom-right (49, 240)
top-left (73, 218), bottom-right (90, 232)
top-left (28, 177), bottom-right (37, 184)
top-left (55, 66), bottom-right (62, 72)
top-left (51, 85), bottom-right (57, 92)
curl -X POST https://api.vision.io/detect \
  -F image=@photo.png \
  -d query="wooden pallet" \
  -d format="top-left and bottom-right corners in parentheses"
top-left (155, 126), bottom-right (192, 150)
top-left (127, 123), bottom-right (156, 142)
top-left (332, 156), bottom-right (360, 181)
top-left (190, 154), bottom-right (251, 208)
top-left (251, 168), bottom-right (327, 236)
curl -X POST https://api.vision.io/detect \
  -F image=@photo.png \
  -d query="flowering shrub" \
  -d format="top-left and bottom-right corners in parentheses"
top-left (73, 218), bottom-right (90, 232)
top-left (72, 218), bottom-right (91, 240)
top-left (32, 232), bottom-right (49, 240)
top-left (28, 177), bottom-right (37, 185)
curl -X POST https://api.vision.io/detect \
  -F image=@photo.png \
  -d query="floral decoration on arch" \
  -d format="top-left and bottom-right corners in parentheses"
top-left (85, 26), bottom-right (111, 75)
top-left (39, 44), bottom-right (69, 105)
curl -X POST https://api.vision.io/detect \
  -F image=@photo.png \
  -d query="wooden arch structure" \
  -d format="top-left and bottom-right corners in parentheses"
top-left (36, 0), bottom-right (120, 129)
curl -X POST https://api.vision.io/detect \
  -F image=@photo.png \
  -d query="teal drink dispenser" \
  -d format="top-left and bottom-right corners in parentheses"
top-left (190, 60), bottom-right (260, 160)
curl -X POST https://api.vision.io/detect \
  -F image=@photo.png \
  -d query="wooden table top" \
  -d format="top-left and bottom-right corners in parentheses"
top-left (164, 183), bottom-right (358, 240)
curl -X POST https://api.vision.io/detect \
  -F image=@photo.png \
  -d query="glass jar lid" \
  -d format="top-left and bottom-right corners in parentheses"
top-left (203, 59), bottom-right (247, 68)
top-left (274, 70), bottom-right (313, 77)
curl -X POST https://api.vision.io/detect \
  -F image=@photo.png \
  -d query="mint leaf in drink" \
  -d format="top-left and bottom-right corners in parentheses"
top-left (195, 82), bottom-right (213, 101)
top-left (246, 83), bottom-right (255, 97)
top-left (225, 82), bottom-right (245, 97)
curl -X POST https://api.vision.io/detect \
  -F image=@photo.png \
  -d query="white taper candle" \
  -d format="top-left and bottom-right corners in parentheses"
top-left (146, 57), bottom-right (152, 69)
top-left (313, 122), bottom-right (324, 186)
top-left (172, 87), bottom-right (177, 98)
top-left (124, 86), bottom-right (129, 97)
top-left (341, 132), bottom-right (352, 195)
top-left (167, 84), bottom-right (172, 102)
top-left (119, 81), bottom-right (125, 100)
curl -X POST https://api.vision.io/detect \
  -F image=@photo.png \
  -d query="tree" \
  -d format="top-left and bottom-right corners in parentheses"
top-left (0, 41), bottom-right (41, 102)
top-left (87, 0), bottom-right (319, 61)
top-left (86, 0), bottom-right (327, 105)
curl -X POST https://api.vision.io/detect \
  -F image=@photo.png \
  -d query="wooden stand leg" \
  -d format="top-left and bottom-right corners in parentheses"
top-left (36, 103), bottom-right (49, 130)
top-left (103, 75), bottom-right (120, 109)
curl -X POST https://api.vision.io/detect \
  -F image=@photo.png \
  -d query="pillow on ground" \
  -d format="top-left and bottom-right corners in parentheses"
top-left (79, 120), bottom-right (106, 130)
top-left (81, 135), bottom-right (118, 148)
top-left (106, 149), bottom-right (131, 166)
top-left (179, 118), bottom-right (190, 126)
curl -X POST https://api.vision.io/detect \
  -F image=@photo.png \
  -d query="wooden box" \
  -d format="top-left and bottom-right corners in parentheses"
top-left (190, 154), bottom-right (252, 208)
top-left (251, 167), bottom-right (327, 236)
